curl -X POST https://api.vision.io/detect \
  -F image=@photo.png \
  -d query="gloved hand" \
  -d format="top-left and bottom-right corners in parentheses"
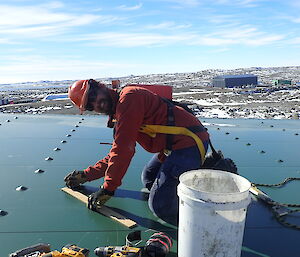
top-left (64, 170), bottom-right (88, 189)
top-left (202, 151), bottom-right (238, 174)
top-left (202, 151), bottom-right (222, 169)
top-left (87, 186), bottom-right (114, 211)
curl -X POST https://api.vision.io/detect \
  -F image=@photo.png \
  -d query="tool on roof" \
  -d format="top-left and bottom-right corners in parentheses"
top-left (94, 230), bottom-right (173, 257)
top-left (41, 244), bottom-right (89, 257)
top-left (126, 230), bottom-right (173, 257)
top-left (94, 246), bottom-right (141, 257)
top-left (143, 232), bottom-right (173, 257)
top-left (9, 243), bottom-right (51, 257)
top-left (10, 244), bottom-right (89, 257)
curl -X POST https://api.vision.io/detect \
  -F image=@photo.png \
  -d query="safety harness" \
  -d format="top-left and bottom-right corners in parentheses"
top-left (139, 98), bottom-right (207, 165)
top-left (108, 89), bottom-right (207, 164)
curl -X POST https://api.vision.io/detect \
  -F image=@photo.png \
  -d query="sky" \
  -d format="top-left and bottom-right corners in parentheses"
top-left (0, 0), bottom-right (300, 84)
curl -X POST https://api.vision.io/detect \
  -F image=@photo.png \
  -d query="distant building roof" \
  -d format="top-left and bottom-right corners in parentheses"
top-left (214, 74), bottom-right (257, 79)
top-left (42, 93), bottom-right (69, 101)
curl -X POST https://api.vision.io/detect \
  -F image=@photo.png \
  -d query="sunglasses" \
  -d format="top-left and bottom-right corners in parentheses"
top-left (85, 80), bottom-right (99, 111)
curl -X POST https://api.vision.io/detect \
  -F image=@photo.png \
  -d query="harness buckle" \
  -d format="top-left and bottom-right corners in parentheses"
top-left (163, 149), bottom-right (172, 156)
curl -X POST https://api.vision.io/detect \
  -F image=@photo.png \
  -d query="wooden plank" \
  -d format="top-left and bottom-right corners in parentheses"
top-left (61, 187), bottom-right (137, 228)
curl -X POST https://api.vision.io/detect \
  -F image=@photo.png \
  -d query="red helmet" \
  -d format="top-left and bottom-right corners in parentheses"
top-left (68, 80), bottom-right (90, 113)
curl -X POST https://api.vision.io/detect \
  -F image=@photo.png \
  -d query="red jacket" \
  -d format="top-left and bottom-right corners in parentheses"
top-left (84, 86), bottom-right (209, 191)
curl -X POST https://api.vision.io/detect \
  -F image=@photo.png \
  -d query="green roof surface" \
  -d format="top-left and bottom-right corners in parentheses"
top-left (0, 114), bottom-right (300, 256)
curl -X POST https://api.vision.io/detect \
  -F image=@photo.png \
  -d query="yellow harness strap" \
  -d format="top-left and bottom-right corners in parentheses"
top-left (139, 125), bottom-right (206, 164)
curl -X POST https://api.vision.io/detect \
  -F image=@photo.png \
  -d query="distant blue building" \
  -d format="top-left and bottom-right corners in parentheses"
top-left (42, 93), bottom-right (69, 101)
top-left (212, 74), bottom-right (258, 88)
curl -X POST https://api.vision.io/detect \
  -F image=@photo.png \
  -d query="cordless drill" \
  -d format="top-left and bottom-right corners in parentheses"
top-left (41, 244), bottom-right (89, 257)
top-left (94, 231), bottom-right (173, 257)
top-left (94, 246), bottom-right (141, 257)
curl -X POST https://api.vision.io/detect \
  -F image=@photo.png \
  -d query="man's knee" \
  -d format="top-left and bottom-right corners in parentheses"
top-left (148, 179), bottom-right (179, 226)
top-left (148, 195), bottom-right (178, 225)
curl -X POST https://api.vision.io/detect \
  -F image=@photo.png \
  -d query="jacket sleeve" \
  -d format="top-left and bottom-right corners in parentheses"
top-left (103, 91), bottom-right (145, 191)
top-left (84, 154), bottom-right (110, 181)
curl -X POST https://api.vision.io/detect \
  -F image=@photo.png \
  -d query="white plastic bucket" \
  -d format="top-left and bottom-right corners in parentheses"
top-left (177, 169), bottom-right (251, 257)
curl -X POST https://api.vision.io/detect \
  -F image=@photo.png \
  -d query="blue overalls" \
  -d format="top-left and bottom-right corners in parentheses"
top-left (140, 99), bottom-right (208, 225)
top-left (141, 144), bottom-right (208, 225)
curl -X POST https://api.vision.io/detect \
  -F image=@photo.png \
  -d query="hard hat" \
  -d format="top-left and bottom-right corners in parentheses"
top-left (69, 79), bottom-right (107, 113)
top-left (68, 80), bottom-right (90, 113)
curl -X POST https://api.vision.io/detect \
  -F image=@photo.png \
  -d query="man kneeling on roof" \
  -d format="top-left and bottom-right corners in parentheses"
top-left (64, 79), bottom-right (209, 225)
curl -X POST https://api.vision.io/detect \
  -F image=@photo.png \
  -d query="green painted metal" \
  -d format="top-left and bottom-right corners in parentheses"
top-left (0, 114), bottom-right (300, 256)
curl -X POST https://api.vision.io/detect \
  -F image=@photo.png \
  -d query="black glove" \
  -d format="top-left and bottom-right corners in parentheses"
top-left (213, 158), bottom-right (238, 174)
top-left (202, 151), bottom-right (223, 168)
top-left (64, 170), bottom-right (88, 189)
top-left (87, 186), bottom-right (114, 211)
top-left (202, 151), bottom-right (238, 174)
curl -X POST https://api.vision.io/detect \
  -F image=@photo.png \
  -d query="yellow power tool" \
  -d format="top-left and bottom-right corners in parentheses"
top-left (94, 246), bottom-right (142, 257)
top-left (40, 244), bottom-right (89, 257)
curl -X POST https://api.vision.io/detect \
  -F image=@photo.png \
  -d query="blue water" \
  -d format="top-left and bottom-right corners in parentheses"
top-left (0, 114), bottom-right (299, 256)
